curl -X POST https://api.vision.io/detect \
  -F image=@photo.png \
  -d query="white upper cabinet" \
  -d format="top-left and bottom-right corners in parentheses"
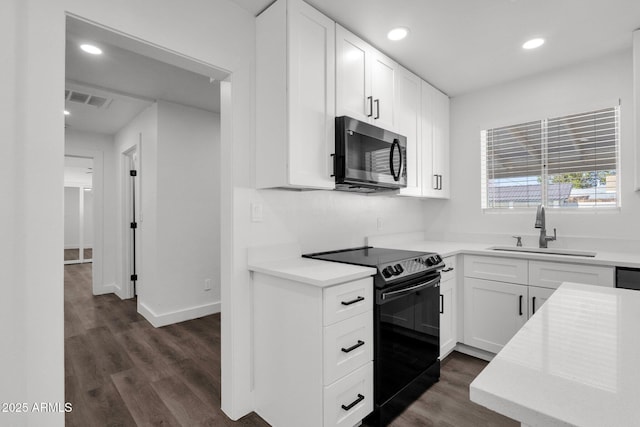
top-left (396, 67), bottom-right (422, 196)
top-left (397, 75), bottom-right (451, 199)
top-left (256, 0), bottom-right (335, 190)
top-left (336, 25), bottom-right (397, 131)
top-left (421, 82), bottom-right (451, 198)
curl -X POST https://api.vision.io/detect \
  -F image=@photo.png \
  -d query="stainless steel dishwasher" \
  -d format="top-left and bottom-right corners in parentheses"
top-left (616, 267), bottom-right (640, 290)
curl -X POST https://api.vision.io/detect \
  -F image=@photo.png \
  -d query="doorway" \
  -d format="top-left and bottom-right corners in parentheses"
top-left (64, 156), bottom-right (94, 265)
top-left (63, 13), bottom-right (232, 425)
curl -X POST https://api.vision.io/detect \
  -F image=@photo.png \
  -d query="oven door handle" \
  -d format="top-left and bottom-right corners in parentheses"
top-left (381, 276), bottom-right (440, 301)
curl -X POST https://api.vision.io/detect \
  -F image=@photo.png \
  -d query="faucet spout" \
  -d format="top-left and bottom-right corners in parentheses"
top-left (535, 204), bottom-right (544, 229)
top-left (534, 204), bottom-right (556, 248)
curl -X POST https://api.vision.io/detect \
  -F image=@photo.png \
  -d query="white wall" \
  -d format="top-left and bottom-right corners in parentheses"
top-left (141, 100), bottom-right (221, 325)
top-left (114, 103), bottom-right (157, 299)
top-left (247, 190), bottom-right (425, 253)
top-left (0, 3), bottom-right (27, 422)
top-left (4, 0), bottom-right (254, 424)
top-left (65, 129), bottom-right (116, 292)
top-left (424, 50), bottom-right (640, 250)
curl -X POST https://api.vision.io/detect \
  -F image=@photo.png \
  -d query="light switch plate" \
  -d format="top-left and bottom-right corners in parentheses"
top-left (251, 202), bottom-right (263, 222)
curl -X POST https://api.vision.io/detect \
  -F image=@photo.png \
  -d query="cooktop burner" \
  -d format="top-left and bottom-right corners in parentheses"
top-left (303, 246), bottom-right (444, 287)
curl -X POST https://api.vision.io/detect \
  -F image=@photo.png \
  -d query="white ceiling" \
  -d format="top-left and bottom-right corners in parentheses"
top-left (65, 17), bottom-right (227, 135)
top-left (232, 0), bottom-right (640, 96)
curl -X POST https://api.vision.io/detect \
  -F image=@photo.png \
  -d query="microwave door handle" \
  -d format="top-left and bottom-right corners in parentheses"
top-left (398, 141), bottom-right (404, 180)
top-left (389, 139), bottom-right (400, 181)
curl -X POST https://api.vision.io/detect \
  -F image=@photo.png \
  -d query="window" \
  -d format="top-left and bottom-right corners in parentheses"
top-left (481, 106), bottom-right (619, 209)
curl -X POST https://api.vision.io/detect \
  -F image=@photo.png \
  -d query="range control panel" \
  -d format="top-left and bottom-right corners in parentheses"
top-left (378, 254), bottom-right (444, 283)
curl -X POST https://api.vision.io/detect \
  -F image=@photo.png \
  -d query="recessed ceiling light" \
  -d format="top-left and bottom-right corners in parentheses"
top-left (64, 110), bottom-right (70, 116)
top-left (522, 38), bottom-right (545, 50)
top-left (387, 27), bottom-right (409, 41)
top-left (80, 44), bottom-right (103, 55)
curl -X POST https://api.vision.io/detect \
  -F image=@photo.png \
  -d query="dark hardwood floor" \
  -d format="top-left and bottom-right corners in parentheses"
top-left (65, 263), bottom-right (516, 426)
top-left (64, 263), bottom-right (268, 427)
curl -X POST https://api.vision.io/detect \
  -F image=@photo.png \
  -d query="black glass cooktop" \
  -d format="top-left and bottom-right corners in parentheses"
top-left (302, 246), bottom-right (434, 268)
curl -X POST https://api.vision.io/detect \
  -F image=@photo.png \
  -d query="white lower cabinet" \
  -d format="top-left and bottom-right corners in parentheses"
top-left (439, 256), bottom-right (457, 358)
top-left (254, 273), bottom-right (374, 427)
top-left (529, 260), bottom-right (614, 289)
top-left (323, 311), bottom-right (373, 384)
top-left (324, 362), bottom-right (373, 427)
top-left (463, 255), bottom-right (615, 354)
top-left (463, 278), bottom-right (528, 354)
top-left (528, 285), bottom-right (555, 317)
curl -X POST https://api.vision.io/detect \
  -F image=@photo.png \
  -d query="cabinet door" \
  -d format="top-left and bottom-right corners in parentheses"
top-left (431, 88), bottom-right (450, 198)
top-left (288, 0), bottom-right (335, 188)
top-left (397, 67), bottom-right (422, 196)
top-left (528, 261), bottom-right (614, 289)
top-left (439, 278), bottom-right (457, 358)
top-left (528, 286), bottom-right (555, 317)
top-left (370, 50), bottom-right (397, 131)
top-left (420, 81), bottom-right (437, 197)
top-left (464, 278), bottom-right (527, 354)
top-left (336, 25), bottom-right (370, 122)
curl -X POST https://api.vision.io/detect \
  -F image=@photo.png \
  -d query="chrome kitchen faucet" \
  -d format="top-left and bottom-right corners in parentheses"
top-left (535, 204), bottom-right (556, 248)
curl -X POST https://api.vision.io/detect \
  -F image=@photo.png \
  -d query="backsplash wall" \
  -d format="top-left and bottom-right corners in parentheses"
top-left (246, 189), bottom-right (426, 254)
top-left (423, 50), bottom-right (640, 250)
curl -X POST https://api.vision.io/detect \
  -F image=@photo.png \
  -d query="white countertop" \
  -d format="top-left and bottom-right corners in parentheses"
top-left (371, 240), bottom-right (640, 269)
top-left (248, 257), bottom-right (376, 288)
top-left (470, 282), bottom-right (640, 427)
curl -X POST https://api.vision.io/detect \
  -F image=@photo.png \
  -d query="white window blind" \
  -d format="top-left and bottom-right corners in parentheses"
top-left (481, 106), bottom-right (619, 209)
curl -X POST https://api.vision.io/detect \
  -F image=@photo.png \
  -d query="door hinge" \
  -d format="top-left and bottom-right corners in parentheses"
top-left (130, 222), bottom-right (137, 229)
top-left (130, 170), bottom-right (137, 177)
top-left (130, 274), bottom-right (138, 281)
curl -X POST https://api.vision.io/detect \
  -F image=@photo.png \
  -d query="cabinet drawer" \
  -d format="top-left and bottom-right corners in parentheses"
top-left (441, 256), bottom-right (457, 283)
top-left (464, 255), bottom-right (528, 285)
top-left (323, 361), bottom-right (373, 427)
top-left (323, 311), bottom-right (373, 385)
top-left (529, 261), bottom-right (614, 289)
top-left (323, 278), bottom-right (373, 326)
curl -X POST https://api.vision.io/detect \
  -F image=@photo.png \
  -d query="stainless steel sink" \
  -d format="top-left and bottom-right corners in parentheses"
top-left (488, 246), bottom-right (597, 257)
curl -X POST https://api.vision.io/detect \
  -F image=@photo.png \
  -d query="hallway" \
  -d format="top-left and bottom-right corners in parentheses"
top-left (64, 263), bottom-right (268, 426)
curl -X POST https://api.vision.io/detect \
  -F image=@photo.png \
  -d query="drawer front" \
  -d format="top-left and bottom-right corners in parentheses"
top-left (323, 311), bottom-right (373, 385)
top-left (323, 361), bottom-right (373, 427)
top-left (464, 255), bottom-right (528, 285)
top-left (323, 278), bottom-right (373, 326)
top-left (441, 255), bottom-right (457, 283)
top-left (529, 261), bottom-right (614, 289)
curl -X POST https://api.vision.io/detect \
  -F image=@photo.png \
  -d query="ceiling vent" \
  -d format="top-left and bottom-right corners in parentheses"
top-left (65, 89), bottom-right (112, 109)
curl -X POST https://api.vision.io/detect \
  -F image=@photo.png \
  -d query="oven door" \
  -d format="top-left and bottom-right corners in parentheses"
top-left (374, 272), bottom-right (440, 406)
top-left (336, 116), bottom-right (407, 188)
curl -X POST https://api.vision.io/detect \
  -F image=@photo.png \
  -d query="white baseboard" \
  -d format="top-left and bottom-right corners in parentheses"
top-left (93, 282), bottom-right (116, 296)
top-left (113, 283), bottom-right (128, 300)
top-left (138, 301), bottom-right (221, 328)
top-left (454, 343), bottom-right (495, 362)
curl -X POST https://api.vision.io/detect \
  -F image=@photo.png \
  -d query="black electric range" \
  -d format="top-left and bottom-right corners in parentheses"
top-left (303, 246), bottom-right (444, 288)
top-left (303, 246), bottom-right (444, 426)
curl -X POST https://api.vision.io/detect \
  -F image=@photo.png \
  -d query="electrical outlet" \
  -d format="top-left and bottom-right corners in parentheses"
top-left (377, 217), bottom-right (383, 230)
top-left (204, 278), bottom-right (212, 291)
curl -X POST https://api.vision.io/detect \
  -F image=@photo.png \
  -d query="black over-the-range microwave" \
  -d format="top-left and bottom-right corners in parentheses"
top-left (333, 116), bottom-right (407, 193)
